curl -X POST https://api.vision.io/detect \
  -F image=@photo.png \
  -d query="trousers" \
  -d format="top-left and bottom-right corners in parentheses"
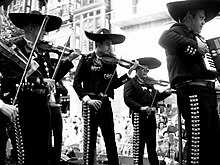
top-left (82, 98), bottom-right (119, 165)
top-left (176, 85), bottom-right (220, 165)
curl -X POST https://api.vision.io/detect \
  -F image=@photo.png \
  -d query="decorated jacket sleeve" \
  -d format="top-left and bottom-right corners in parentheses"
top-left (158, 26), bottom-right (198, 56)
top-left (111, 71), bottom-right (130, 89)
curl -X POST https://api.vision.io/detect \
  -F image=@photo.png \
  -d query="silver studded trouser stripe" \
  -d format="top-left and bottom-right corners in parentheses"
top-left (133, 112), bottom-right (140, 165)
top-left (82, 102), bottom-right (90, 165)
top-left (14, 114), bottom-right (25, 165)
top-left (189, 95), bottom-right (200, 164)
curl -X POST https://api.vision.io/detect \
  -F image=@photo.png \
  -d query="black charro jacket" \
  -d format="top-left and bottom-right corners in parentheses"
top-left (73, 52), bottom-right (130, 100)
top-left (158, 23), bottom-right (215, 89)
top-left (124, 76), bottom-right (171, 114)
top-left (0, 37), bottom-right (73, 98)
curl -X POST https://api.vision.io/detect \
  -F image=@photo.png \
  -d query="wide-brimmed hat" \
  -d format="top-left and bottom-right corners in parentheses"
top-left (85, 28), bottom-right (125, 45)
top-left (136, 57), bottom-right (161, 69)
top-left (9, 10), bottom-right (62, 32)
top-left (167, 0), bottom-right (220, 22)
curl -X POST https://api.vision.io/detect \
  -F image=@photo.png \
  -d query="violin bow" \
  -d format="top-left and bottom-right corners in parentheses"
top-left (52, 33), bottom-right (72, 80)
top-left (150, 90), bottom-right (158, 108)
top-left (101, 54), bottom-right (123, 100)
top-left (13, 15), bottom-right (49, 105)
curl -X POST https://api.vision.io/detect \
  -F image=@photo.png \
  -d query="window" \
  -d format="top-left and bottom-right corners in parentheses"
top-left (89, 0), bottom-right (94, 4)
top-left (95, 17), bottom-right (101, 29)
top-left (89, 12), bottom-right (93, 16)
top-left (83, 13), bottom-right (88, 18)
top-left (132, 0), bottom-right (138, 14)
top-left (88, 18), bottom-right (95, 30)
top-left (75, 15), bottom-right (81, 21)
top-left (75, 0), bottom-right (81, 9)
top-left (96, 10), bottom-right (100, 15)
top-left (89, 40), bottom-right (94, 51)
top-left (75, 23), bottom-right (80, 37)
top-left (82, 0), bottom-right (88, 6)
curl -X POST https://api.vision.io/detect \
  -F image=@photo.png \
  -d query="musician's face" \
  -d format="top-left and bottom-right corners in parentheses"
top-left (97, 39), bottom-right (112, 56)
top-left (31, 24), bottom-right (46, 41)
top-left (190, 10), bottom-right (205, 34)
top-left (137, 66), bottom-right (149, 79)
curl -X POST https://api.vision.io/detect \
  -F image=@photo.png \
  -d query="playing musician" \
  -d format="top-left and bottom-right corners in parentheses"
top-left (0, 11), bottom-right (78, 165)
top-left (123, 57), bottom-right (171, 165)
top-left (0, 11), bottom-right (19, 165)
top-left (158, 0), bottom-right (220, 164)
top-left (73, 28), bottom-right (137, 165)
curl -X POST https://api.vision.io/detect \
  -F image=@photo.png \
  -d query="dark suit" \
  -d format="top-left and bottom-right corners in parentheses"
top-left (159, 23), bottom-right (220, 165)
top-left (124, 76), bottom-right (170, 165)
top-left (0, 38), bottom-right (73, 165)
top-left (73, 52), bottom-right (130, 165)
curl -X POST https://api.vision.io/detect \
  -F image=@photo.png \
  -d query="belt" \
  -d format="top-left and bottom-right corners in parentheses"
top-left (20, 83), bottom-right (48, 95)
top-left (175, 80), bottom-right (215, 89)
top-left (87, 92), bottom-right (108, 99)
top-left (21, 87), bottom-right (48, 95)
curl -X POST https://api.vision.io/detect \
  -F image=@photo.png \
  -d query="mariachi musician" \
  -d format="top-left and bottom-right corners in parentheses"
top-left (0, 12), bottom-right (18, 165)
top-left (158, 0), bottom-right (220, 164)
top-left (123, 57), bottom-right (171, 165)
top-left (73, 28), bottom-right (138, 165)
top-left (0, 11), bottom-right (78, 165)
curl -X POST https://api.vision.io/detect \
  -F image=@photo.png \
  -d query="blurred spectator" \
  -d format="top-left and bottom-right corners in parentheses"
top-left (115, 132), bottom-right (123, 155)
top-left (157, 121), bottom-right (166, 139)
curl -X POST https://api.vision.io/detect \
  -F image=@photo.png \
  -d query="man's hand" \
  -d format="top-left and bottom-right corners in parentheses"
top-left (43, 78), bottom-right (55, 90)
top-left (197, 42), bottom-right (209, 56)
top-left (0, 101), bottom-right (18, 122)
top-left (164, 88), bottom-right (172, 95)
top-left (128, 60), bottom-right (139, 75)
top-left (87, 99), bottom-right (102, 111)
top-left (68, 52), bottom-right (80, 61)
top-left (140, 106), bottom-right (152, 116)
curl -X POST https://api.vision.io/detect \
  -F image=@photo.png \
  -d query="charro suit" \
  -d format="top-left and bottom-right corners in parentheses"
top-left (0, 37), bottom-right (73, 165)
top-left (124, 76), bottom-right (170, 165)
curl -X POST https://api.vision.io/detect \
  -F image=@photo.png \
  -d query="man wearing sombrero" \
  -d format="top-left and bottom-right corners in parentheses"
top-left (123, 58), bottom-right (171, 165)
top-left (0, 11), bottom-right (78, 165)
top-left (159, 0), bottom-right (220, 164)
top-left (73, 28), bottom-right (138, 165)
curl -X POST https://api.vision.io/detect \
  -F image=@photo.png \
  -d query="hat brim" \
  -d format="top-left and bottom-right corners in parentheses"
top-left (9, 13), bottom-right (62, 32)
top-left (85, 30), bottom-right (125, 44)
top-left (167, 0), bottom-right (220, 22)
top-left (137, 57), bottom-right (161, 69)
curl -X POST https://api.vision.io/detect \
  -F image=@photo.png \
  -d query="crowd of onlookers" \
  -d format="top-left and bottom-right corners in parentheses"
top-left (61, 107), bottom-right (187, 163)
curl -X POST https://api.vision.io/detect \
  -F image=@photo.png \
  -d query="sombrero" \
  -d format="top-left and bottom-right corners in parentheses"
top-left (136, 57), bottom-right (161, 69)
top-left (9, 10), bottom-right (62, 32)
top-left (167, 0), bottom-right (220, 22)
top-left (85, 28), bottom-right (125, 45)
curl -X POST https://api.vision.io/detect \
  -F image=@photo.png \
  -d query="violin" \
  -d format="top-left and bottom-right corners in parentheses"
top-left (144, 77), bottom-right (169, 86)
top-left (37, 40), bottom-right (74, 57)
top-left (101, 54), bottom-right (145, 69)
top-left (0, 39), bottom-right (42, 77)
top-left (0, 39), bottom-right (29, 70)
